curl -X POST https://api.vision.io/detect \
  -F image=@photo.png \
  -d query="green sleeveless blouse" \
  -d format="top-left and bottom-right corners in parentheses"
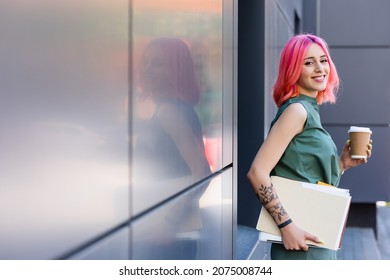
top-left (270, 94), bottom-right (341, 186)
top-left (270, 94), bottom-right (341, 260)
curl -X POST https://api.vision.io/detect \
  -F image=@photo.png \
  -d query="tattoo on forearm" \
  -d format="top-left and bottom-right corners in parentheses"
top-left (256, 183), bottom-right (286, 222)
top-left (266, 203), bottom-right (287, 222)
top-left (256, 183), bottom-right (278, 205)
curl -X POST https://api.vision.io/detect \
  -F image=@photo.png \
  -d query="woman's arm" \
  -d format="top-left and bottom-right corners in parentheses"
top-left (247, 103), bottom-right (321, 251)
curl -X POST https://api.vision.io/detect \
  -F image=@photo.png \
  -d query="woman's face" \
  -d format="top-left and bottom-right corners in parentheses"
top-left (139, 45), bottom-right (171, 93)
top-left (296, 43), bottom-right (330, 97)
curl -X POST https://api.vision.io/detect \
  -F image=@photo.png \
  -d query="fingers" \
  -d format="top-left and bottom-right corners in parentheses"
top-left (305, 232), bottom-right (322, 244)
top-left (301, 233), bottom-right (323, 251)
top-left (300, 243), bottom-right (309, 252)
top-left (284, 243), bottom-right (309, 251)
top-left (364, 140), bottom-right (373, 160)
top-left (345, 139), bottom-right (373, 162)
top-left (344, 139), bottom-right (351, 150)
top-left (367, 141), bottom-right (373, 157)
top-left (284, 234), bottom-right (320, 251)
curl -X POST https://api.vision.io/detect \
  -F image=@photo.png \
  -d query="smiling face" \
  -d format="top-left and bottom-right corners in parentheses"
top-left (296, 43), bottom-right (330, 97)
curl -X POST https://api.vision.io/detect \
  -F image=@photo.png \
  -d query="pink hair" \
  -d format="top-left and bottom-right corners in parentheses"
top-left (273, 34), bottom-right (339, 108)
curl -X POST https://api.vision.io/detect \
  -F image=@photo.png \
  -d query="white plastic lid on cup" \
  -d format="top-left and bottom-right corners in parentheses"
top-left (348, 126), bottom-right (372, 134)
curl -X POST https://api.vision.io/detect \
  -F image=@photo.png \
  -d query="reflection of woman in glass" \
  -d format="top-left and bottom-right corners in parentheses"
top-left (134, 37), bottom-right (211, 182)
top-left (133, 37), bottom-right (211, 260)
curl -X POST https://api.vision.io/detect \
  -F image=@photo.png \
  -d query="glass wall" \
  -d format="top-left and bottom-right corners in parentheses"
top-left (130, 0), bottom-right (235, 259)
top-left (0, 0), bottom-right (235, 260)
top-left (132, 168), bottom-right (233, 259)
top-left (131, 0), bottom-right (226, 215)
top-left (0, 0), bottom-right (129, 259)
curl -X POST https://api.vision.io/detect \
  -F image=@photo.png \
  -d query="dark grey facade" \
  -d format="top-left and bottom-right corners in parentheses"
top-left (238, 0), bottom-right (306, 228)
top-left (319, 0), bottom-right (390, 202)
top-left (318, 0), bottom-right (390, 232)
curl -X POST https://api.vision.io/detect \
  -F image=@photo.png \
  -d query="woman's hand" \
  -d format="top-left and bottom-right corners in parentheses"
top-left (339, 139), bottom-right (372, 172)
top-left (280, 222), bottom-right (322, 251)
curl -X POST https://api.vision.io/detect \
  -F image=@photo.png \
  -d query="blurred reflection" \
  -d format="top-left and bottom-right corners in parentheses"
top-left (132, 37), bottom-right (211, 259)
top-left (132, 183), bottom-right (208, 260)
top-left (133, 37), bottom-right (211, 187)
top-left (132, 168), bottom-right (232, 260)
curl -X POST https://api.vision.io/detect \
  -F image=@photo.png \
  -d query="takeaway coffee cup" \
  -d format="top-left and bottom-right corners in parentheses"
top-left (348, 126), bottom-right (372, 159)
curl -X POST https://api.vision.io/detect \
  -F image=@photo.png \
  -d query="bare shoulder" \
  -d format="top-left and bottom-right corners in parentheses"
top-left (279, 102), bottom-right (307, 123)
top-left (273, 102), bottom-right (307, 135)
top-left (283, 102), bottom-right (307, 117)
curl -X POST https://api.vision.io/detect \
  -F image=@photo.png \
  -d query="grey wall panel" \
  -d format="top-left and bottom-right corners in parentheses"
top-left (131, 0), bottom-right (225, 216)
top-left (0, 0), bottom-right (236, 261)
top-left (264, 0), bottom-right (297, 134)
top-left (320, 0), bottom-right (390, 46)
top-left (67, 227), bottom-right (130, 260)
top-left (275, 0), bottom-right (303, 29)
top-left (319, 0), bottom-right (390, 207)
top-left (222, 0), bottom-right (235, 168)
top-left (222, 168), bottom-right (234, 257)
top-left (303, 0), bottom-right (320, 34)
top-left (320, 48), bottom-right (390, 125)
top-left (131, 169), bottom-right (233, 260)
top-left (0, 0), bottom-right (129, 260)
top-left (325, 126), bottom-right (390, 202)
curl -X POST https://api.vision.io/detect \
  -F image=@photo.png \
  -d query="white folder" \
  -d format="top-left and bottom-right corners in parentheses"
top-left (256, 176), bottom-right (351, 250)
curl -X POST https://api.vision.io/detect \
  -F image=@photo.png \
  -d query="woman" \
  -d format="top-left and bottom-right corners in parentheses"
top-left (133, 37), bottom-right (211, 259)
top-left (134, 37), bottom-right (211, 182)
top-left (247, 34), bottom-right (372, 260)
